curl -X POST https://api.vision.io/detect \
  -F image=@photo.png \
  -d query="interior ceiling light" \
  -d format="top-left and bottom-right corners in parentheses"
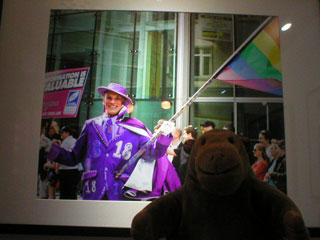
top-left (281, 23), bottom-right (292, 31)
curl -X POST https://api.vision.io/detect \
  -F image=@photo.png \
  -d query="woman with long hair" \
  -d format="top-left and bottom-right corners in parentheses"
top-left (251, 143), bottom-right (269, 181)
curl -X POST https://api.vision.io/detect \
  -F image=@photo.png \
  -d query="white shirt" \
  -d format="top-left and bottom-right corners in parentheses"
top-left (167, 140), bottom-right (181, 163)
top-left (266, 145), bottom-right (272, 161)
top-left (59, 135), bottom-right (83, 170)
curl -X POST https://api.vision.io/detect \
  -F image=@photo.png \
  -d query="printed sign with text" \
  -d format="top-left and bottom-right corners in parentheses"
top-left (42, 67), bottom-right (90, 118)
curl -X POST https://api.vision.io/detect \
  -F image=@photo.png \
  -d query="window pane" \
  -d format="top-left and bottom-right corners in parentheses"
top-left (46, 16), bottom-right (56, 72)
top-left (203, 57), bottom-right (210, 75)
top-left (132, 12), bottom-right (177, 100)
top-left (237, 103), bottom-right (266, 139)
top-left (236, 87), bottom-right (280, 97)
top-left (234, 15), bottom-right (267, 49)
top-left (200, 79), bottom-right (234, 97)
top-left (92, 11), bottom-right (135, 100)
top-left (190, 102), bottom-right (234, 135)
top-left (237, 102), bottom-right (267, 165)
top-left (47, 11), bottom-right (95, 72)
top-left (268, 103), bottom-right (285, 140)
top-left (130, 100), bottom-right (175, 131)
top-left (194, 56), bottom-right (200, 76)
top-left (190, 13), bottom-right (234, 97)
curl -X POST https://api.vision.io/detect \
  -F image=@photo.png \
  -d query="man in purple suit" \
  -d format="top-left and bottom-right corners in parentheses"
top-left (46, 83), bottom-right (180, 200)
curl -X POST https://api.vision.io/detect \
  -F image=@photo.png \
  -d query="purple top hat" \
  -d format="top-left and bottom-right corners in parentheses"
top-left (97, 83), bottom-right (133, 106)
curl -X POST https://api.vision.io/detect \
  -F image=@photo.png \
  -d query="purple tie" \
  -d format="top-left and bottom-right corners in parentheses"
top-left (105, 118), bottom-right (113, 141)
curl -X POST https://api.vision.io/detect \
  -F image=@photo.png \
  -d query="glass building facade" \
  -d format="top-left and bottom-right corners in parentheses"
top-left (44, 10), bottom-right (284, 150)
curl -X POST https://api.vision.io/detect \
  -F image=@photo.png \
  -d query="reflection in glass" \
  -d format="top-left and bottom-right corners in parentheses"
top-left (237, 103), bottom-right (267, 139)
top-left (268, 103), bottom-right (285, 140)
top-left (132, 12), bottom-right (177, 100)
top-left (131, 100), bottom-right (174, 132)
top-left (190, 13), bottom-right (234, 97)
top-left (92, 11), bottom-right (135, 98)
top-left (46, 11), bottom-right (96, 72)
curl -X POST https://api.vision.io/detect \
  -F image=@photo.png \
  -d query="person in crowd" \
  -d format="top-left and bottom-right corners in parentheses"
top-left (200, 120), bottom-right (215, 134)
top-left (239, 135), bottom-right (256, 165)
top-left (43, 158), bottom-right (59, 199)
top-left (41, 121), bottom-right (61, 199)
top-left (56, 126), bottom-right (83, 200)
top-left (38, 125), bottom-right (50, 199)
top-left (263, 139), bottom-right (279, 186)
top-left (264, 140), bottom-right (287, 194)
top-left (44, 83), bottom-right (179, 200)
top-left (47, 121), bottom-right (61, 140)
top-left (270, 139), bottom-right (279, 155)
top-left (166, 127), bottom-right (183, 163)
top-left (173, 126), bottom-right (198, 184)
top-left (251, 143), bottom-right (269, 181)
top-left (258, 129), bottom-right (272, 160)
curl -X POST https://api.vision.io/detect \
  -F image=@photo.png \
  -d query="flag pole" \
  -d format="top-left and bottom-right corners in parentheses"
top-left (115, 16), bottom-right (274, 179)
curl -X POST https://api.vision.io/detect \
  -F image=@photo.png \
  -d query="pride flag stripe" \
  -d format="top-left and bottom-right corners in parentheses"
top-left (228, 55), bottom-right (261, 80)
top-left (222, 79), bottom-right (283, 95)
top-left (216, 17), bottom-right (283, 96)
top-left (241, 43), bottom-right (282, 81)
top-left (264, 17), bottom-right (280, 47)
top-left (252, 31), bottom-right (282, 73)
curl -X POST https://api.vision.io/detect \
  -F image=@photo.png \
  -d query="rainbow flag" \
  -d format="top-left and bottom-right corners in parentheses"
top-left (216, 17), bottom-right (282, 96)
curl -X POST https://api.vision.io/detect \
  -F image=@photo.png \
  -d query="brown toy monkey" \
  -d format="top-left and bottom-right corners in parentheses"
top-left (131, 129), bottom-right (309, 240)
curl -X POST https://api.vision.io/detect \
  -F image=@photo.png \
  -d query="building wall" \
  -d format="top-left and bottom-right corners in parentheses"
top-left (0, 0), bottom-right (319, 229)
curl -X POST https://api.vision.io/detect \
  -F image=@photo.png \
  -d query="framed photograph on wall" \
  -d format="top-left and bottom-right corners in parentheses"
top-left (0, 0), bottom-right (319, 234)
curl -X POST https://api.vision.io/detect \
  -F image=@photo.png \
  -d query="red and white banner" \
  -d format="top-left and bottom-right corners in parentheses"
top-left (42, 67), bottom-right (90, 119)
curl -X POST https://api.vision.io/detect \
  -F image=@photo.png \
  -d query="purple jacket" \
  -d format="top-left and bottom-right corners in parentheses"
top-left (123, 155), bottom-right (182, 200)
top-left (47, 115), bottom-right (181, 200)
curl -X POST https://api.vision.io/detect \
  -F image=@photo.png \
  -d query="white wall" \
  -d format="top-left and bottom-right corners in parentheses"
top-left (0, 0), bottom-right (319, 228)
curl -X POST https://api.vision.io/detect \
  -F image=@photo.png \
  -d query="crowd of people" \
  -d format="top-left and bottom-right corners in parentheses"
top-left (251, 130), bottom-right (287, 194)
top-left (163, 123), bottom-right (287, 194)
top-left (38, 83), bottom-right (287, 200)
top-left (38, 121), bottom-right (83, 199)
